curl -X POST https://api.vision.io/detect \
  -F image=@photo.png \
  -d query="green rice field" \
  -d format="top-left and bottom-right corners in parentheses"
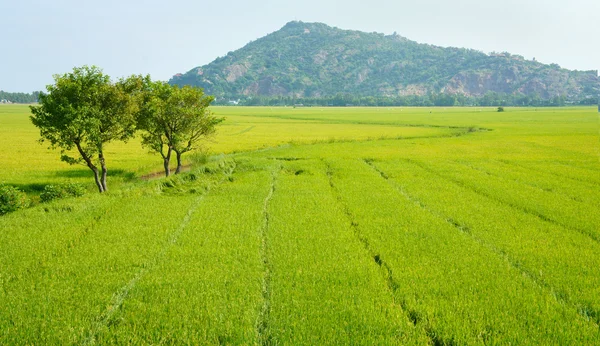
top-left (1, 104), bottom-right (599, 344)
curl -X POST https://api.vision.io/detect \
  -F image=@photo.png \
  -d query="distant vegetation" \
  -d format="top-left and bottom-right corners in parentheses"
top-left (171, 21), bottom-right (598, 106)
top-left (224, 92), bottom-right (593, 107)
top-left (0, 90), bottom-right (40, 103)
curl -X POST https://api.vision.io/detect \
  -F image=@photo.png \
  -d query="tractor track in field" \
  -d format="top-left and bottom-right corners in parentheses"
top-left (256, 167), bottom-right (277, 346)
top-left (493, 159), bottom-right (600, 193)
top-left (453, 160), bottom-right (587, 204)
top-left (364, 159), bottom-right (600, 329)
top-left (323, 160), bottom-right (437, 344)
top-left (230, 113), bottom-right (492, 132)
top-left (553, 160), bottom-right (600, 173)
top-left (519, 140), bottom-right (599, 162)
top-left (82, 162), bottom-right (237, 345)
top-left (406, 159), bottom-right (600, 245)
top-left (225, 123), bottom-right (488, 159)
top-left (498, 159), bottom-right (600, 188)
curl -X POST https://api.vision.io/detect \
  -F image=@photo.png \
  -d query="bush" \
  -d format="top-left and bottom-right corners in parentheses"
top-left (40, 183), bottom-right (85, 203)
top-left (39, 185), bottom-right (65, 202)
top-left (0, 184), bottom-right (29, 215)
top-left (497, 106), bottom-right (504, 112)
top-left (63, 182), bottom-right (86, 197)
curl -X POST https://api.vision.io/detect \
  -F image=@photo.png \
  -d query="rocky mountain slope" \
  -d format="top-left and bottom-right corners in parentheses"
top-left (170, 21), bottom-right (597, 103)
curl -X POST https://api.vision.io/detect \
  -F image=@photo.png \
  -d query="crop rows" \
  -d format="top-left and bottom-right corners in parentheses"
top-left (2, 106), bottom-right (599, 344)
top-left (0, 167), bottom-right (230, 344)
top-left (0, 193), bottom-right (199, 343)
top-left (503, 159), bottom-right (600, 187)
top-left (465, 159), bottom-right (600, 207)
top-left (325, 158), bottom-right (599, 344)
top-left (92, 167), bottom-right (272, 344)
top-left (265, 159), bottom-right (426, 344)
top-left (373, 158), bottom-right (600, 326)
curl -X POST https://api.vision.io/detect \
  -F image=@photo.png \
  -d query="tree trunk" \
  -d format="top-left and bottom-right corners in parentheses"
top-left (75, 141), bottom-right (104, 193)
top-left (175, 150), bottom-right (183, 174)
top-left (91, 166), bottom-right (104, 193)
top-left (163, 147), bottom-right (172, 177)
top-left (99, 151), bottom-right (108, 192)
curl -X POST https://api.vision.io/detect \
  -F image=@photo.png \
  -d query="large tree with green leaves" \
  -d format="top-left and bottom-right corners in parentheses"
top-left (30, 66), bottom-right (139, 192)
top-left (137, 82), bottom-right (221, 176)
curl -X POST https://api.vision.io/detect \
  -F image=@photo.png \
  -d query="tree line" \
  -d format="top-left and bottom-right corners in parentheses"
top-left (30, 66), bottom-right (221, 193)
top-left (0, 91), bottom-right (40, 103)
top-left (220, 92), bottom-right (597, 107)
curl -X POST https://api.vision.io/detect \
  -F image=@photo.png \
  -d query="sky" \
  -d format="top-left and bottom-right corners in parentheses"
top-left (1, 0), bottom-right (598, 92)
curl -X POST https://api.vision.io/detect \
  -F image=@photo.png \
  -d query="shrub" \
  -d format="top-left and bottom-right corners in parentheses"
top-left (0, 184), bottom-right (29, 215)
top-left (497, 106), bottom-right (505, 112)
top-left (40, 183), bottom-right (86, 203)
top-left (39, 185), bottom-right (66, 202)
top-left (63, 182), bottom-right (86, 197)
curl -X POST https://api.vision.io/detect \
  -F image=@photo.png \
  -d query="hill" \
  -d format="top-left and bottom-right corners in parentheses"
top-left (170, 21), bottom-right (598, 105)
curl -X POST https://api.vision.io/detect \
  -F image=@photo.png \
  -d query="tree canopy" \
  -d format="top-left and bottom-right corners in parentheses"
top-left (29, 66), bottom-right (221, 190)
top-left (136, 81), bottom-right (221, 176)
top-left (30, 66), bottom-right (139, 192)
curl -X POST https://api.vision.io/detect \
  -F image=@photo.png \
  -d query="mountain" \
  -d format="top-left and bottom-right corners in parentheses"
top-left (169, 21), bottom-right (598, 104)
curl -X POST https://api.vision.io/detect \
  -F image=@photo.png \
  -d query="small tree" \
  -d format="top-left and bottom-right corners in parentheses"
top-left (137, 83), bottom-right (221, 176)
top-left (170, 86), bottom-right (222, 174)
top-left (30, 66), bottom-right (138, 192)
top-left (136, 80), bottom-right (177, 177)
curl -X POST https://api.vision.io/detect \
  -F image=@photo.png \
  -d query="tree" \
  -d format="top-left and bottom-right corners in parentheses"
top-left (137, 82), bottom-right (222, 176)
top-left (30, 66), bottom-right (138, 193)
top-left (170, 86), bottom-right (222, 174)
top-left (135, 80), bottom-right (177, 177)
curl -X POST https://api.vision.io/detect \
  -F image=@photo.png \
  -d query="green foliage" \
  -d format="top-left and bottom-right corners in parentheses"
top-left (39, 183), bottom-right (86, 203)
top-left (497, 106), bottom-right (505, 112)
top-left (170, 21), bottom-right (598, 105)
top-left (0, 184), bottom-right (29, 215)
top-left (136, 81), bottom-right (222, 176)
top-left (29, 66), bottom-right (141, 192)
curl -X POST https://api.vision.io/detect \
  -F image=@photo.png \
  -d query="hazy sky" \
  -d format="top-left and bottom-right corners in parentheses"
top-left (1, 0), bottom-right (598, 92)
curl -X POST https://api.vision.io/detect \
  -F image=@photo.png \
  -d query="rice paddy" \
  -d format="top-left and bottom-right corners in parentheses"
top-left (1, 104), bottom-right (598, 344)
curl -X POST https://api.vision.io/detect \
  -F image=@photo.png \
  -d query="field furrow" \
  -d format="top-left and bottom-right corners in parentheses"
top-left (327, 158), bottom-right (600, 344)
top-left (83, 193), bottom-right (209, 344)
top-left (266, 159), bottom-right (426, 344)
top-left (374, 158), bottom-right (600, 327)
top-left (257, 167), bottom-right (276, 345)
top-left (409, 159), bottom-right (600, 243)
top-left (0, 193), bottom-right (200, 344)
top-left (502, 159), bottom-right (600, 187)
top-left (324, 160), bottom-right (424, 334)
top-left (463, 159), bottom-right (600, 207)
top-left (95, 167), bottom-right (272, 344)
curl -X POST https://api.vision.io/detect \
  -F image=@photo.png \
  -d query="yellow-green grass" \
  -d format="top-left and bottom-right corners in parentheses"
top-left (1, 104), bottom-right (599, 344)
top-left (0, 105), bottom-right (157, 190)
top-left (0, 105), bottom-right (456, 191)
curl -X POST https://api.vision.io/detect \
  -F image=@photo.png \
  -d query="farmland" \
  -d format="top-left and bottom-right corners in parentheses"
top-left (1, 104), bottom-right (599, 344)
